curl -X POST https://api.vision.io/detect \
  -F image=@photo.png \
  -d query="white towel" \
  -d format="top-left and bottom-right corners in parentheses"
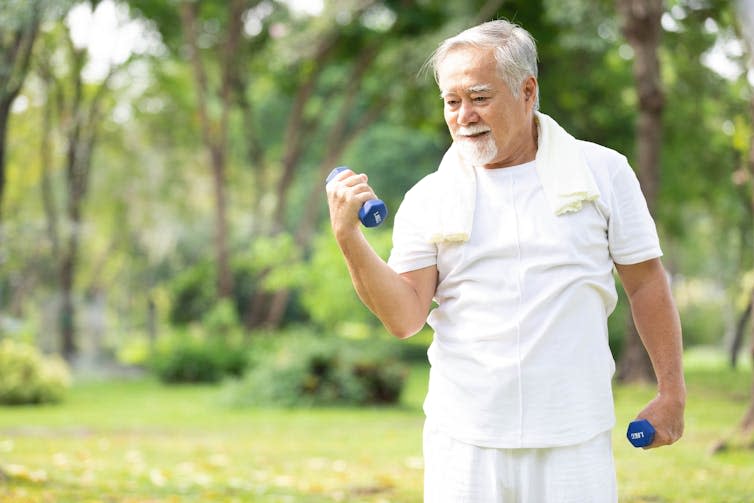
top-left (427, 111), bottom-right (600, 244)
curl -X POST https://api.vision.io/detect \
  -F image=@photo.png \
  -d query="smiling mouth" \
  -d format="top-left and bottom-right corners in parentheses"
top-left (462, 131), bottom-right (490, 139)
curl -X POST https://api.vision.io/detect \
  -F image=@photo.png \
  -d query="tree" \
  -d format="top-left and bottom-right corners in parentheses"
top-left (615, 0), bottom-right (665, 383)
top-left (125, 0), bottom-right (507, 328)
top-left (176, 0), bottom-right (244, 299)
top-left (0, 0), bottom-right (44, 223)
top-left (35, 9), bottom-right (125, 361)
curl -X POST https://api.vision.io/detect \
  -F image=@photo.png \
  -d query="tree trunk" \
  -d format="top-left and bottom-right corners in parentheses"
top-left (179, 0), bottom-right (236, 299)
top-left (60, 243), bottom-right (77, 360)
top-left (616, 311), bottom-right (657, 383)
top-left (210, 145), bottom-right (233, 298)
top-left (742, 289), bottom-right (754, 433)
top-left (615, 0), bottom-right (664, 383)
top-left (39, 63), bottom-right (60, 257)
top-left (730, 297), bottom-right (752, 368)
top-left (0, 98), bottom-right (11, 223)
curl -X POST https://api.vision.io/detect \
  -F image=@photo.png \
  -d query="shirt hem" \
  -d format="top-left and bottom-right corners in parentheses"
top-left (612, 249), bottom-right (662, 266)
top-left (424, 416), bottom-right (616, 449)
top-left (387, 257), bottom-right (437, 274)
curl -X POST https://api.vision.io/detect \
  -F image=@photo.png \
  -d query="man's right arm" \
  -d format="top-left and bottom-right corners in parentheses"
top-left (326, 170), bottom-right (437, 338)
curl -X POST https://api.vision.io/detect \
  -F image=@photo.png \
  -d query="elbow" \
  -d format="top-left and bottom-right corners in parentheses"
top-left (385, 320), bottom-right (425, 340)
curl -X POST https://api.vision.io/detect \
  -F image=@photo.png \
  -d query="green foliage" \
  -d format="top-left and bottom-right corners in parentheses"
top-left (167, 260), bottom-right (216, 325)
top-left (297, 227), bottom-right (393, 331)
top-left (680, 302), bottom-right (727, 347)
top-left (149, 329), bottom-right (248, 384)
top-left (343, 123), bottom-right (446, 213)
top-left (150, 302), bottom-right (249, 383)
top-left (222, 328), bottom-right (409, 407)
top-left (202, 298), bottom-right (242, 337)
top-left (0, 339), bottom-right (71, 405)
top-left (248, 233), bottom-right (304, 292)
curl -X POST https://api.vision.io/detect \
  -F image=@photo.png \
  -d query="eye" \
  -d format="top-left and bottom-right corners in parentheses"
top-left (444, 99), bottom-right (460, 107)
top-left (472, 96), bottom-right (489, 103)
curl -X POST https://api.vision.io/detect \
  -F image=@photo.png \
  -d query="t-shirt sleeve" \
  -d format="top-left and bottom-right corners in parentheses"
top-left (607, 158), bottom-right (663, 265)
top-left (387, 181), bottom-right (438, 274)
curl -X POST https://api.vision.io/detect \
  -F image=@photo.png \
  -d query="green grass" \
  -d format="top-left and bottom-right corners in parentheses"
top-left (2, 348), bottom-right (754, 502)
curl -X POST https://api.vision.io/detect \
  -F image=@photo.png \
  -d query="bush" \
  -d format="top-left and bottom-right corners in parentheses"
top-left (299, 229), bottom-right (393, 330)
top-left (167, 261), bottom-right (216, 325)
top-left (0, 339), bottom-right (71, 405)
top-left (151, 301), bottom-right (251, 384)
top-left (680, 301), bottom-right (726, 347)
top-left (222, 330), bottom-right (409, 407)
top-left (149, 329), bottom-right (249, 384)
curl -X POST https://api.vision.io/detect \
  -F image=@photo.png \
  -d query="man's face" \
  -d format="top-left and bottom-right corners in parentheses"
top-left (437, 46), bottom-right (537, 168)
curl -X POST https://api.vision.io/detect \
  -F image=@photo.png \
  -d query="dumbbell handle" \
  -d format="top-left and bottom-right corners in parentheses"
top-left (325, 166), bottom-right (388, 228)
top-left (627, 419), bottom-right (655, 448)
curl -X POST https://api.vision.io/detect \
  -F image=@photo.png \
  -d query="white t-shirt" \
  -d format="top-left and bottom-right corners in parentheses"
top-left (388, 140), bottom-right (662, 448)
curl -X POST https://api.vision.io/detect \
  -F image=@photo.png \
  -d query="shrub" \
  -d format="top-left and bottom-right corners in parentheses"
top-left (149, 329), bottom-right (248, 384)
top-left (151, 301), bottom-right (251, 384)
top-left (222, 330), bottom-right (409, 407)
top-left (299, 230), bottom-right (393, 330)
top-left (0, 339), bottom-right (71, 405)
top-left (167, 261), bottom-right (216, 325)
top-left (680, 301), bottom-right (725, 347)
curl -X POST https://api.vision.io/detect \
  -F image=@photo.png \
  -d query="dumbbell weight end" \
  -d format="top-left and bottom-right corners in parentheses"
top-left (627, 419), bottom-right (655, 448)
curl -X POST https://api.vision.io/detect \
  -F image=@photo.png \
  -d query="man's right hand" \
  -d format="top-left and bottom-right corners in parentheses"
top-left (325, 168), bottom-right (378, 239)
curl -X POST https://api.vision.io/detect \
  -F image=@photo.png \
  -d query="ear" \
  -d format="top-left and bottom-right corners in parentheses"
top-left (522, 76), bottom-right (537, 110)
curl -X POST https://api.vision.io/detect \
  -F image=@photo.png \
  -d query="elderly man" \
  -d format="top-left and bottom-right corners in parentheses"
top-left (326, 19), bottom-right (685, 502)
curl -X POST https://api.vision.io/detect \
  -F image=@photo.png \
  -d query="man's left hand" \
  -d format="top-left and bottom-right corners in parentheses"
top-left (633, 392), bottom-right (685, 449)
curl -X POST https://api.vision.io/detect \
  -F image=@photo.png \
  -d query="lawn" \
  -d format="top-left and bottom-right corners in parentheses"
top-left (1, 348), bottom-right (754, 502)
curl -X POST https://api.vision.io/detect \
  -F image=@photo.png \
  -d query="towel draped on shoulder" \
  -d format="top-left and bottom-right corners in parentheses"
top-left (425, 111), bottom-right (600, 244)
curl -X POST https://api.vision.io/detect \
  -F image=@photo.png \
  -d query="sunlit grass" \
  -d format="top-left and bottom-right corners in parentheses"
top-left (1, 348), bottom-right (753, 502)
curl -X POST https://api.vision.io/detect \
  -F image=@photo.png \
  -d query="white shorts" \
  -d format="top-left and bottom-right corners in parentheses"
top-left (423, 422), bottom-right (617, 503)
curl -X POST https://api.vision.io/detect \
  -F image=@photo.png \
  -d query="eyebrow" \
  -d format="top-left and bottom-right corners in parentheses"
top-left (440, 84), bottom-right (494, 98)
top-left (468, 84), bottom-right (493, 94)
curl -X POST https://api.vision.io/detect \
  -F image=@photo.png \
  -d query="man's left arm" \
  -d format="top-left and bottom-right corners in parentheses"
top-left (615, 257), bottom-right (686, 449)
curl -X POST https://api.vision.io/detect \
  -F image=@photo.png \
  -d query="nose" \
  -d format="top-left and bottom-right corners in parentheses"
top-left (457, 99), bottom-right (478, 126)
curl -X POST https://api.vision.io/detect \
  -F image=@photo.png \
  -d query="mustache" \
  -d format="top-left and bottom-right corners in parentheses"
top-left (457, 125), bottom-right (491, 136)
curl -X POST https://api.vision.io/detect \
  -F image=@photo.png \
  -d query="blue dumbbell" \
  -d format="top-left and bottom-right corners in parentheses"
top-left (627, 419), bottom-right (655, 448)
top-left (325, 166), bottom-right (388, 228)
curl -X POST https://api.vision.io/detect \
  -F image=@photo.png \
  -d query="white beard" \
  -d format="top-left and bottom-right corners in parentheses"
top-left (455, 127), bottom-right (498, 166)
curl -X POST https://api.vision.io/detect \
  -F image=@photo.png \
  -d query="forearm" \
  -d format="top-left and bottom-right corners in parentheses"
top-left (336, 229), bottom-right (428, 338)
top-left (626, 268), bottom-right (686, 400)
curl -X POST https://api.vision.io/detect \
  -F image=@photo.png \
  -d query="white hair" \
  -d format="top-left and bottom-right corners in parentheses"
top-left (427, 20), bottom-right (540, 110)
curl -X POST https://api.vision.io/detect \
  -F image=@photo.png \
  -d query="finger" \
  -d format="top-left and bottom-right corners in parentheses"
top-left (332, 181), bottom-right (373, 202)
top-left (644, 424), bottom-right (682, 449)
top-left (325, 169), bottom-right (353, 191)
top-left (353, 190), bottom-right (377, 204)
top-left (339, 173), bottom-right (368, 188)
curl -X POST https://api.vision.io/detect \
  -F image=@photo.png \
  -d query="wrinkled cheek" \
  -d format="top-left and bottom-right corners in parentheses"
top-left (444, 112), bottom-right (456, 133)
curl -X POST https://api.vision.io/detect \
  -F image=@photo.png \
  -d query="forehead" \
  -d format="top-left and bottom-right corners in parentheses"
top-left (437, 46), bottom-right (501, 93)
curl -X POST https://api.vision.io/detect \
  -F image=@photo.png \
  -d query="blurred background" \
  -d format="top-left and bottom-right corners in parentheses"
top-left (1, 0), bottom-right (754, 500)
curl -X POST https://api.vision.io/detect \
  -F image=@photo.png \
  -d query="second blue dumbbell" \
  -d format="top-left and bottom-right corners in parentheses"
top-left (325, 166), bottom-right (388, 228)
top-left (627, 419), bottom-right (655, 448)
